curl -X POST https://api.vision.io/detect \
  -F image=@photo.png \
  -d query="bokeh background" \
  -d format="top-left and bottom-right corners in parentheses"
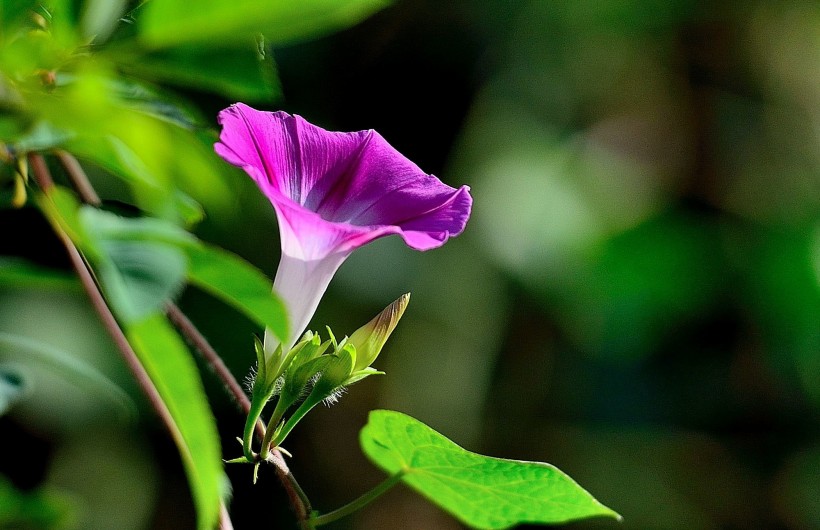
top-left (2, 1), bottom-right (819, 529)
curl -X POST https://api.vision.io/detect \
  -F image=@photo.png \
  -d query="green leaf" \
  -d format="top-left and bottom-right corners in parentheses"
top-left (7, 121), bottom-right (73, 153)
top-left (139, 0), bottom-right (390, 48)
top-left (111, 78), bottom-right (203, 130)
top-left (0, 257), bottom-right (79, 290)
top-left (360, 410), bottom-right (621, 529)
top-left (79, 208), bottom-right (193, 323)
top-left (0, 332), bottom-right (134, 420)
top-left (185, 243), bottom-right (288, 344)
top-left (0, 365), bottom-right (26, 417)
top-left (0, 475), bottom-right (76, 529)
top-left (80, 206), bottom-right (197, 247)
top-left (0, 1), bottom-right (36, 34)
top-left (35, 187), bottom-right (96, 255)
top-left (126, 314), bottom-right (222, 530)
top-left (123, 45), bottom-right (280, 101)
top-left (94, 241), bottom-right (188, 323)
top-left (80, 0), bottom-right (127, 42)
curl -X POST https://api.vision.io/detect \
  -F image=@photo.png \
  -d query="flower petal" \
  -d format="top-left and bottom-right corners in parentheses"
top-left (215, 103), bottom-right (473, 260)
top-left (215, 103), bottom-right (473, 351)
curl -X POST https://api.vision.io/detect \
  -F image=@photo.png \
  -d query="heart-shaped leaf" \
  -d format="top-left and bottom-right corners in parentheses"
top-left (360, 410), bottom-right (621, 529)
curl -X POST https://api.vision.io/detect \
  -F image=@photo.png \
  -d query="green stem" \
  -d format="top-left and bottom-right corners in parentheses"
top-left (311, 472), bottom-right (405, 527)
top-left (259, 395), bottom-right (289, 460)
top-left (242, 388), bottom-right (268, 461)
top-left (270, 393), bottom-right (319, 448)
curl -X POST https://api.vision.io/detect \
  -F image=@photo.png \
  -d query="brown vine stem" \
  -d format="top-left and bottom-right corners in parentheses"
top-left (30, 153), bottom-right (234, 530)
top-left (54, 150), bottom-right (313, 523)
top-left (163, 304), bottom-right (264, 439)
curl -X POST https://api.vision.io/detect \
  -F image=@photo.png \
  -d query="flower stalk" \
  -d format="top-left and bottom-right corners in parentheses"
top-left (310, 472), bottom-right (406, 527)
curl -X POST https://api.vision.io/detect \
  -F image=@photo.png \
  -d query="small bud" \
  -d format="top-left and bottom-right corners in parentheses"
top-left (348, 293), bottom-right (410, 372)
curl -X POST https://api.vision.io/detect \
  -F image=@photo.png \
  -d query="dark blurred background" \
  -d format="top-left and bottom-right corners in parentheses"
top-left (2, 1), bottom-right (819, 529)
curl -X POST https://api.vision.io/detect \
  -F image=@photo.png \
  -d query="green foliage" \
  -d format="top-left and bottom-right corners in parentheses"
top-left (0, 331), bottom-right (133, 419)
top-left (122, 45), bottom-right (281, 101)
top-left (79, 208), bottom-right (193, 323)
top-left (127, 314), bottom-right (223, 530)
top-left (0, 476), bottom-right (76, 529)
top-left (185, 243), bottom-right (288, 344)
top-left (0, 257), bottom-right (78, 290)
top-left (138, 0), bottom-right (391, 48)
top-left (360, 410), bottom-right (621, 529)
top-left (79, 0), bottom-right (127, 41)
top-left (37, 188), bottom-right (288, 340)
top-left (0, 364), bottom-right (26, 417)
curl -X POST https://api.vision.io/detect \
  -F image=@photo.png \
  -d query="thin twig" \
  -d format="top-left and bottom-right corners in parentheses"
top-left (31, 153), bottom-right (175, 427)
top-left (55, 150), bottom-right (101, 205)
top-left (165, 303), bottom-right (267, 439)
top-left (31, 153), bottom-right (234, 530)
top-left (54, 150), bottom-right (313, 525)
top-left (164, 273), bottom-right (312, 523)
top-left (268, 449), bottom-right (313, 521)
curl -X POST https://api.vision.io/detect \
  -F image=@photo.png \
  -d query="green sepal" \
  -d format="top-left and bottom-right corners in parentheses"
top-left (279, 355), bottom-right (332, 409)
top-left (223, 456), bottom-right (252, 465)
top-left (271, 347), bottom-right (355, 447)
top-left (344, 367), bottom-right (385, 386)
top-left (282, 332), bottom-right (331, 378)
top-left (252, 335), bottom-right (266, 387)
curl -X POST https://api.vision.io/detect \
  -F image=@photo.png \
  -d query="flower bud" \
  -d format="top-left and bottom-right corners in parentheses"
top-left (348, 293), bottom-right (410, 372)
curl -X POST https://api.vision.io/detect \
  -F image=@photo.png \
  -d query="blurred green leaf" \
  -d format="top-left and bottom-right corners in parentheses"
top-left (80, 206), bottom-right (197, 247)
top-left (80, 0), bottom-right (127, 42)
top-left (7, 121), bottom-right (73, 153)
top-left (0, 1), bottom-right (35, 34)
top-left (567, 213), bottom-right (722, 360)
top-left (0, 364), bottom-right (26, 416)
top-left (185, 243), bottom-right (288, 343)
top-left (79, 207), bottom-right (194, 323)
top-left (37, 191), bottom-right (220, 527)
top-left (746, 227), bottom-right (820, 406)
top-left (138, 0), bottom-right (390, 48)
top-left (360, 410), bottom-right (621, 529)
top-left (35, 186), bottom-right (95, 254)
top-left (125, 314), bottom-right (222, 530)
top-left (0, 116), bottom-right (27, 140)
top-left (0, 257), bottom-right (78, 290)
top-left (94, 241), bottom-right (187, 323)
top-left (123, 45), bottom-right (280, 101)
top-left (0, 332), bottom-right (134, 420)
top-left (111, 79), bottom-right (202, 130)
top-left (0, 475), bottom-right (76, 529)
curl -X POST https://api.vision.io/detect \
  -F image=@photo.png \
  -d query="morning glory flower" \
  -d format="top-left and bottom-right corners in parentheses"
top-left (214, 103), bottom-right (472, 357)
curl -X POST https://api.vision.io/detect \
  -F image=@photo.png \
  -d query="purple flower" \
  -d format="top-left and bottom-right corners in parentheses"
top-left (215, 103), bottom-right (472, 354)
